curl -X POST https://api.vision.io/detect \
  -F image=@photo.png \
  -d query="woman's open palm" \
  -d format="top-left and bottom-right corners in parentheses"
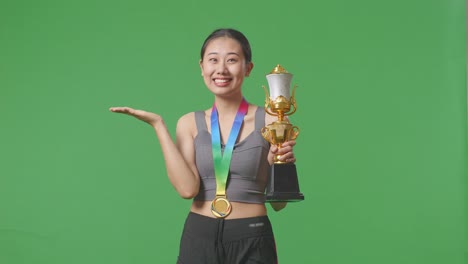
top-left (109, 107), bottom-right (162, 127)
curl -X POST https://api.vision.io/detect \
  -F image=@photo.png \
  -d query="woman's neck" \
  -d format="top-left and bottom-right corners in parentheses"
top-left (213, 94), bottom-right (245, 116)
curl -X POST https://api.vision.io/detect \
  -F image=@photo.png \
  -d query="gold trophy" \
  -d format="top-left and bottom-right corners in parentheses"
top-left (262, 64), bottom-right (304, 202)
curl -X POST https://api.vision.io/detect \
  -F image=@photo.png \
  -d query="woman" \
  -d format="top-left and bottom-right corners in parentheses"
top-left (110, 28), bottom-right (296, 264)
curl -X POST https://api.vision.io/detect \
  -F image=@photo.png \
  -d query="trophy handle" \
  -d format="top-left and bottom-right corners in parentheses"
top-left (263, 85), bottom-right (278, 117)
top-left (261, 127), bottom-right (272, 143)
top-left (287, 84), bottom-right (298, 116)
top-left (290, 126), bottom-right (300, 140)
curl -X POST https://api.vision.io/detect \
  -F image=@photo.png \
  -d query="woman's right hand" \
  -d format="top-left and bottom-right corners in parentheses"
top-left (109, 107), bottom-right (162, 127)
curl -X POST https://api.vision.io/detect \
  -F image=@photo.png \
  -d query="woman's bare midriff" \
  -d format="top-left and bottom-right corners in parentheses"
top-left (190, 200), bottom-right (267, 219)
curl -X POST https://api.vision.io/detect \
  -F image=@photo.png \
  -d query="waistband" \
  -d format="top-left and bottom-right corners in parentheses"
top-left (183, 212), bottom-right (273, 243)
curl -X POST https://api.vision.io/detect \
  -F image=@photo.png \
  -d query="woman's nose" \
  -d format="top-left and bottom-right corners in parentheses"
top-left (216, 62), bottom-right (228, 74)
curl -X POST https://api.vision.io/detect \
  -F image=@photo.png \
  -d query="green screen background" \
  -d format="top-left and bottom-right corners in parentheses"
top-left (1, 0), bottom-right (466, 263)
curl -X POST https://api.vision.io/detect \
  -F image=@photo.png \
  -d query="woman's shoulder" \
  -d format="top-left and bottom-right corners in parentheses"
top-left (176, 109), bottom-right (209, 134)
top-left (178, 108), bottom-right (210, 122)
top-left (176, 112), bottom-right (197, 134)
top-left (178, 111), bottom-right (195, 122)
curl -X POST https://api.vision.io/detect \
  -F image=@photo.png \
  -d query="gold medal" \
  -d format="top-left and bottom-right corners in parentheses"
top-left (211, 196), bottom-right (232, 218)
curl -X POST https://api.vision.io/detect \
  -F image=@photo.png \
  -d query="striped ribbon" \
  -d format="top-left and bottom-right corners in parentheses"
top-left (211, 98), bottom-right (248, 197)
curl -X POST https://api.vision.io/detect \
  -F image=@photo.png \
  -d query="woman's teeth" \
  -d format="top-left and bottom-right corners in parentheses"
top-left (215, 79), bottom-right (229, 84)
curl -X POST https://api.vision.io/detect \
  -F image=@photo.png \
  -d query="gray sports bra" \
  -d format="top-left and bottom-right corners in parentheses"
top-left (193, 106), bottom-right (270, 204)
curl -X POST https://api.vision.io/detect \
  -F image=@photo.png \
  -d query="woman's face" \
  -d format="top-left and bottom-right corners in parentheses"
top-left (200, 37), bottom-right (253, 98)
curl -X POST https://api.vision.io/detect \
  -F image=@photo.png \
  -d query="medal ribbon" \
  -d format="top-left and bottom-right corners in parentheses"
top-left (211, 98), bottom-right (248, 197)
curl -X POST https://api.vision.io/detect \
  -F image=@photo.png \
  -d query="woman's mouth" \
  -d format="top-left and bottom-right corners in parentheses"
top-left (213, 78), bottom-right (232, 86)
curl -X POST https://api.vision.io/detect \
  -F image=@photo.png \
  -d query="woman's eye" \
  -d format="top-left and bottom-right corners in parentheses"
top-left (208, 58), bottom-right (217, 62)
top-left (227, 58), bottom-right (237, 63)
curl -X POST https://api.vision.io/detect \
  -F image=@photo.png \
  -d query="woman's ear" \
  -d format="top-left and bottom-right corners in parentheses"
top-left (245, 62), bottom-right (254, 77)
top-left (199, 59), bottom-right (204, 76)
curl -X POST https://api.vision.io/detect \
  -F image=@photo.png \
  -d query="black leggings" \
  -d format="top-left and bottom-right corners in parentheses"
top-left (177, 212), bottom-right (278, 264)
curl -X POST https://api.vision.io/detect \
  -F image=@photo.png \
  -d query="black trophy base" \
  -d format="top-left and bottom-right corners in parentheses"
top-left (266, 163), bottom-right (304, 202)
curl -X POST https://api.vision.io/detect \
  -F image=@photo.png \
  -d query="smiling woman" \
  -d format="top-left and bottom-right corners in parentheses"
top-left (199, 31), bottom-right (254, 99)
top-left (109, 28), bottom-right (296, 263)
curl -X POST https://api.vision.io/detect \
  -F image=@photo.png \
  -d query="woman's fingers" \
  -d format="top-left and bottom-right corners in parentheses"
top-left (281, 140), bottom-right (296, 148)
top-left (110, 106), bottom-right (162, 127)
top-left (273, 140), bottom-right (297, 162)
top-left (269, 145), bottom-right (278, 153)
top-left (109, 107), bottom-right (145, 118)
top-left (276, 145), bottom-right (293, 155)
top-left (109, 107), bottom-right (135, 115)
top-left (279, 152), bottom-right (296, 162)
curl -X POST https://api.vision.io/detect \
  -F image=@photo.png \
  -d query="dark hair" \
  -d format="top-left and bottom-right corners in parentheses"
top-left (200, 28), bottom-right (252, 64)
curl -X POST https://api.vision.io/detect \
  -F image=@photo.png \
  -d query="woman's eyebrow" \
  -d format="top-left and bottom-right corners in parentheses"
top-left (206, 52), bottom-right (240, 56)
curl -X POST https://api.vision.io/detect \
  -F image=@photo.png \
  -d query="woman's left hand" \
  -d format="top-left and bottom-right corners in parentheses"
top-left (268, 140), bottom-right (296, 165)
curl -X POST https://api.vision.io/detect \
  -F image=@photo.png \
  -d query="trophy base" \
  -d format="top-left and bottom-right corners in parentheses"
top-left (266, 163), bottom-right (304, 202)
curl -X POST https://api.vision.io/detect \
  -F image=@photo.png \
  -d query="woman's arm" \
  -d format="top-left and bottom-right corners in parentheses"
top-left (109, 107), bottom-right (200, 199)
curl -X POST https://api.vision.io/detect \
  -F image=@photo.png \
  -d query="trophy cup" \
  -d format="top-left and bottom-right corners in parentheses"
top-left (262, 64), bottom-right (304, 202)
